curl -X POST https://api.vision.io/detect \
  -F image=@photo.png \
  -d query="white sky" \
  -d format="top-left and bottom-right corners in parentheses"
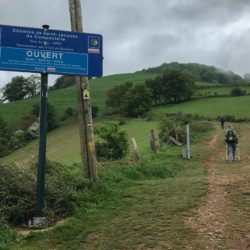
top-left (1, 0), bottom-right (250, 88)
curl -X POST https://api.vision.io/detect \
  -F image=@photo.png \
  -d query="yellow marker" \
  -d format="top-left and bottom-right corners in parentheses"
top-left (83, 89), bottom-right (90, 100)
top-left (88, 141), bottom-right (93, 152)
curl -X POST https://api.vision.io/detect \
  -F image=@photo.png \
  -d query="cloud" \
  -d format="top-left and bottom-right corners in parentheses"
top-left (1, 0), bottom-right (250, 89)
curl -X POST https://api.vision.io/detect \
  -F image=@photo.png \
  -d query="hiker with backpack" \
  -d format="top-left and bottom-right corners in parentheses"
top-left (220, 117), bottom-right (225, 129)
top-left (225, 125), bottom-right (238, 162)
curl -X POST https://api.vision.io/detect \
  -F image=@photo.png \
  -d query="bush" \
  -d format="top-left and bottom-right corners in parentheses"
top-left (159, 115), bottom-right (214, 144)
top-left (31, 103), bottom-right (58, 131)
top-left (19, 114), bottom-right (37, 130)
top-left (92, 105), bottom-right (99, 118)
top-left (0, 160), bottom-right (86, 225)
top-left (0, 115), bottom-right (12, 157)
top-left (159, 118), bottom-right (186, 143)
top-left (230, 87), bottom-right (246, 96)
top-left (61, 107), bottom-right (75, 121)
top-left (9, 130), bottom-right (25, 149)
top-left (96, 122), bottom-right (129, 160)
top-left (0, 137), bottom-right (9, 157)
top-left (0, 219), bottom-right (15, 249)
top-left (25, 121), bottom-right (40, 140)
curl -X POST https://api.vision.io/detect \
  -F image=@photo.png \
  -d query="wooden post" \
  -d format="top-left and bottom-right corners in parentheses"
top-left (131, 137), bottom-right (140, 161)
top-left (68, 0), bottom-right (97, 180)
top-left (174, 124), bottom-right (179, 141)
top-left (150, 129), bottom-right (159, 153)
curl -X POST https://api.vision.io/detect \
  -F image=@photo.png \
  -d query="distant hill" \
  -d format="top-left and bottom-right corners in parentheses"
top-left (138, 62), bottom-right (244, 85)
top-left (0, 72), bottom-right (157, 126)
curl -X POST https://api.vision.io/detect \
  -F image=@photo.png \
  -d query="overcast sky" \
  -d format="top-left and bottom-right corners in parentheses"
top-left (1, 0), bottom-right (250, 88)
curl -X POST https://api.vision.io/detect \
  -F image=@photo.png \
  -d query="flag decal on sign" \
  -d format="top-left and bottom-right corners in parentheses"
top-left (88, 36), bottom-right (100, 54)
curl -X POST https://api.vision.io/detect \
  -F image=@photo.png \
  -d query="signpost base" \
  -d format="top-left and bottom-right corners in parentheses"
top-left (32, 217), bottom-right (47, 228)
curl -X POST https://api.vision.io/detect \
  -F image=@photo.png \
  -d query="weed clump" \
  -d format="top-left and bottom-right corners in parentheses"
top-left (0, 219), bottom-right (15, 249)
top-left (159, 114), bottom-right (214, 144)
top-left (0, 160), bottom-right (86, 225)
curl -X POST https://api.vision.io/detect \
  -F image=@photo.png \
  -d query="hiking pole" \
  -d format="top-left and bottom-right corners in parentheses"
top-left (225, 144), bottom-right (228, 161)
top-left (237, 145), bottom-right (241, 162)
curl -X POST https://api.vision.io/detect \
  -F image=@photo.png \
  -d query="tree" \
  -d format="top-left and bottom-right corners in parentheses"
top-left (1, 75), bottom-right (40, 102)
top-left (25, 75), bottom-right (40, 97)
top-left (1, 76), bottom-right (27, 102)
top-left (50, 75), bottom-right (75, 90)
top-left (145, 77), bottom-right (163, 104)
top-left (121, 84), bottom-right (153, 117)
top-left (106, 82), bottom-right (133, 111)
top-left (161, 69), bottom-right (195, 103)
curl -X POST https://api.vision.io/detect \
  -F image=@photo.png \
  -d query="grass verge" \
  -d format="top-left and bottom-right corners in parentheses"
top-left (7, 142), bottom-right (211, 249)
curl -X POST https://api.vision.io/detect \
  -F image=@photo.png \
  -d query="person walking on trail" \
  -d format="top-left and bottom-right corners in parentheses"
top-left (220, 117), bottom-right (225, 129)
top-left (225, 125), bottom-right (238, 162)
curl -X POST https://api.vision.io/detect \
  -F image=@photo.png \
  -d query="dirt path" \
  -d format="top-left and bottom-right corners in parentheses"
top-left (186, 128), bottom-right (250, 250)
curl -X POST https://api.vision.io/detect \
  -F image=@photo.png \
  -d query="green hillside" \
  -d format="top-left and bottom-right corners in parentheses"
top-left (0, 72), bottom-right (158, 125)
top-left (150, 95), bottom-right (250, 119)
top-left (140, 62), bottom-right (244, 85)
top-left (2, 119), bottom-right (158, 165)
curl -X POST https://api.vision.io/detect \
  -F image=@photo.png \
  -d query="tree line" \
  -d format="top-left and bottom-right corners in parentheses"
top-left (106, 69), bottom-right (195, 117)
top-left (140, 62), bottom-right (244, 85)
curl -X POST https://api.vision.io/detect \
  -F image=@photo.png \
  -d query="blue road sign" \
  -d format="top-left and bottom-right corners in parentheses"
top-left (0, 24), bottom-right (103, 77)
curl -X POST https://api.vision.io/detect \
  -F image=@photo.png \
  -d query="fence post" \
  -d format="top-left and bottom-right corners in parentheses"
top-left (131, 137), bottom-right (140, 161)
top-left (150, 129), bottom-right (159, 153)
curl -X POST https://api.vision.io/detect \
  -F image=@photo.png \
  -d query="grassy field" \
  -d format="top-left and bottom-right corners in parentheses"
top-left (2, 71), bottom-right (250, 126)
top-left (0, 72), bottom-right (158, 126)
top-left (150, 95), bottom-right (250, 119)
top-left (2, 119), bottom-right (159, 166)
top-left (8, 128), bottom-right (212, 250)
top-left (3, 122), bottom-right (249, 249)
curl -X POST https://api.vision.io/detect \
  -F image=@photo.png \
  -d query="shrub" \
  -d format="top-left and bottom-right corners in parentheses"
top-left (0, 219), bottom-right (15, 249)
top-left (230, 87), bottom-right (246, 96)
top-left (19, 114), bottom-right (37, 130)
top-left (9, 130), bottom-right (25, 149)
top-left (159, 116), bottom-right (214, 144)
top-left (25, 121), bottom-right (39, 140)
top-left (0, 160), bottom-right (86, 225)
top-left (92, 105), bottom-right (99, 118)
top-left (0, 137), bottom-right (9, 157)
top-left (61, 107), bottom-right (75, 121)
top-left (159, 118), bottom-right (186, 143)
top-left (96, 122), bottom-right (129, 160)
top-left (31, 103), bottom-right (58, 130)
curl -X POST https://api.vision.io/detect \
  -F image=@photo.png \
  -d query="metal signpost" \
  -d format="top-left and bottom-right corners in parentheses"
top-left (0, 24), bottom-right (103, 227)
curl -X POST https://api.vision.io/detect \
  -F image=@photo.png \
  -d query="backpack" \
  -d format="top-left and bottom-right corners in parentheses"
top-left (225, 129), bottom-right (238, 144)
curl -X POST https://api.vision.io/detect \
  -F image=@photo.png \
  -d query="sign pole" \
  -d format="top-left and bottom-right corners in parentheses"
top-left (36, 72), bottom-right (48, 216)
top-left (34, 25), bottom-right (49, 227)
top-left (33, 72), bottom-right (48, 227)
top-left (33, 72), bottom-right (48, 226)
